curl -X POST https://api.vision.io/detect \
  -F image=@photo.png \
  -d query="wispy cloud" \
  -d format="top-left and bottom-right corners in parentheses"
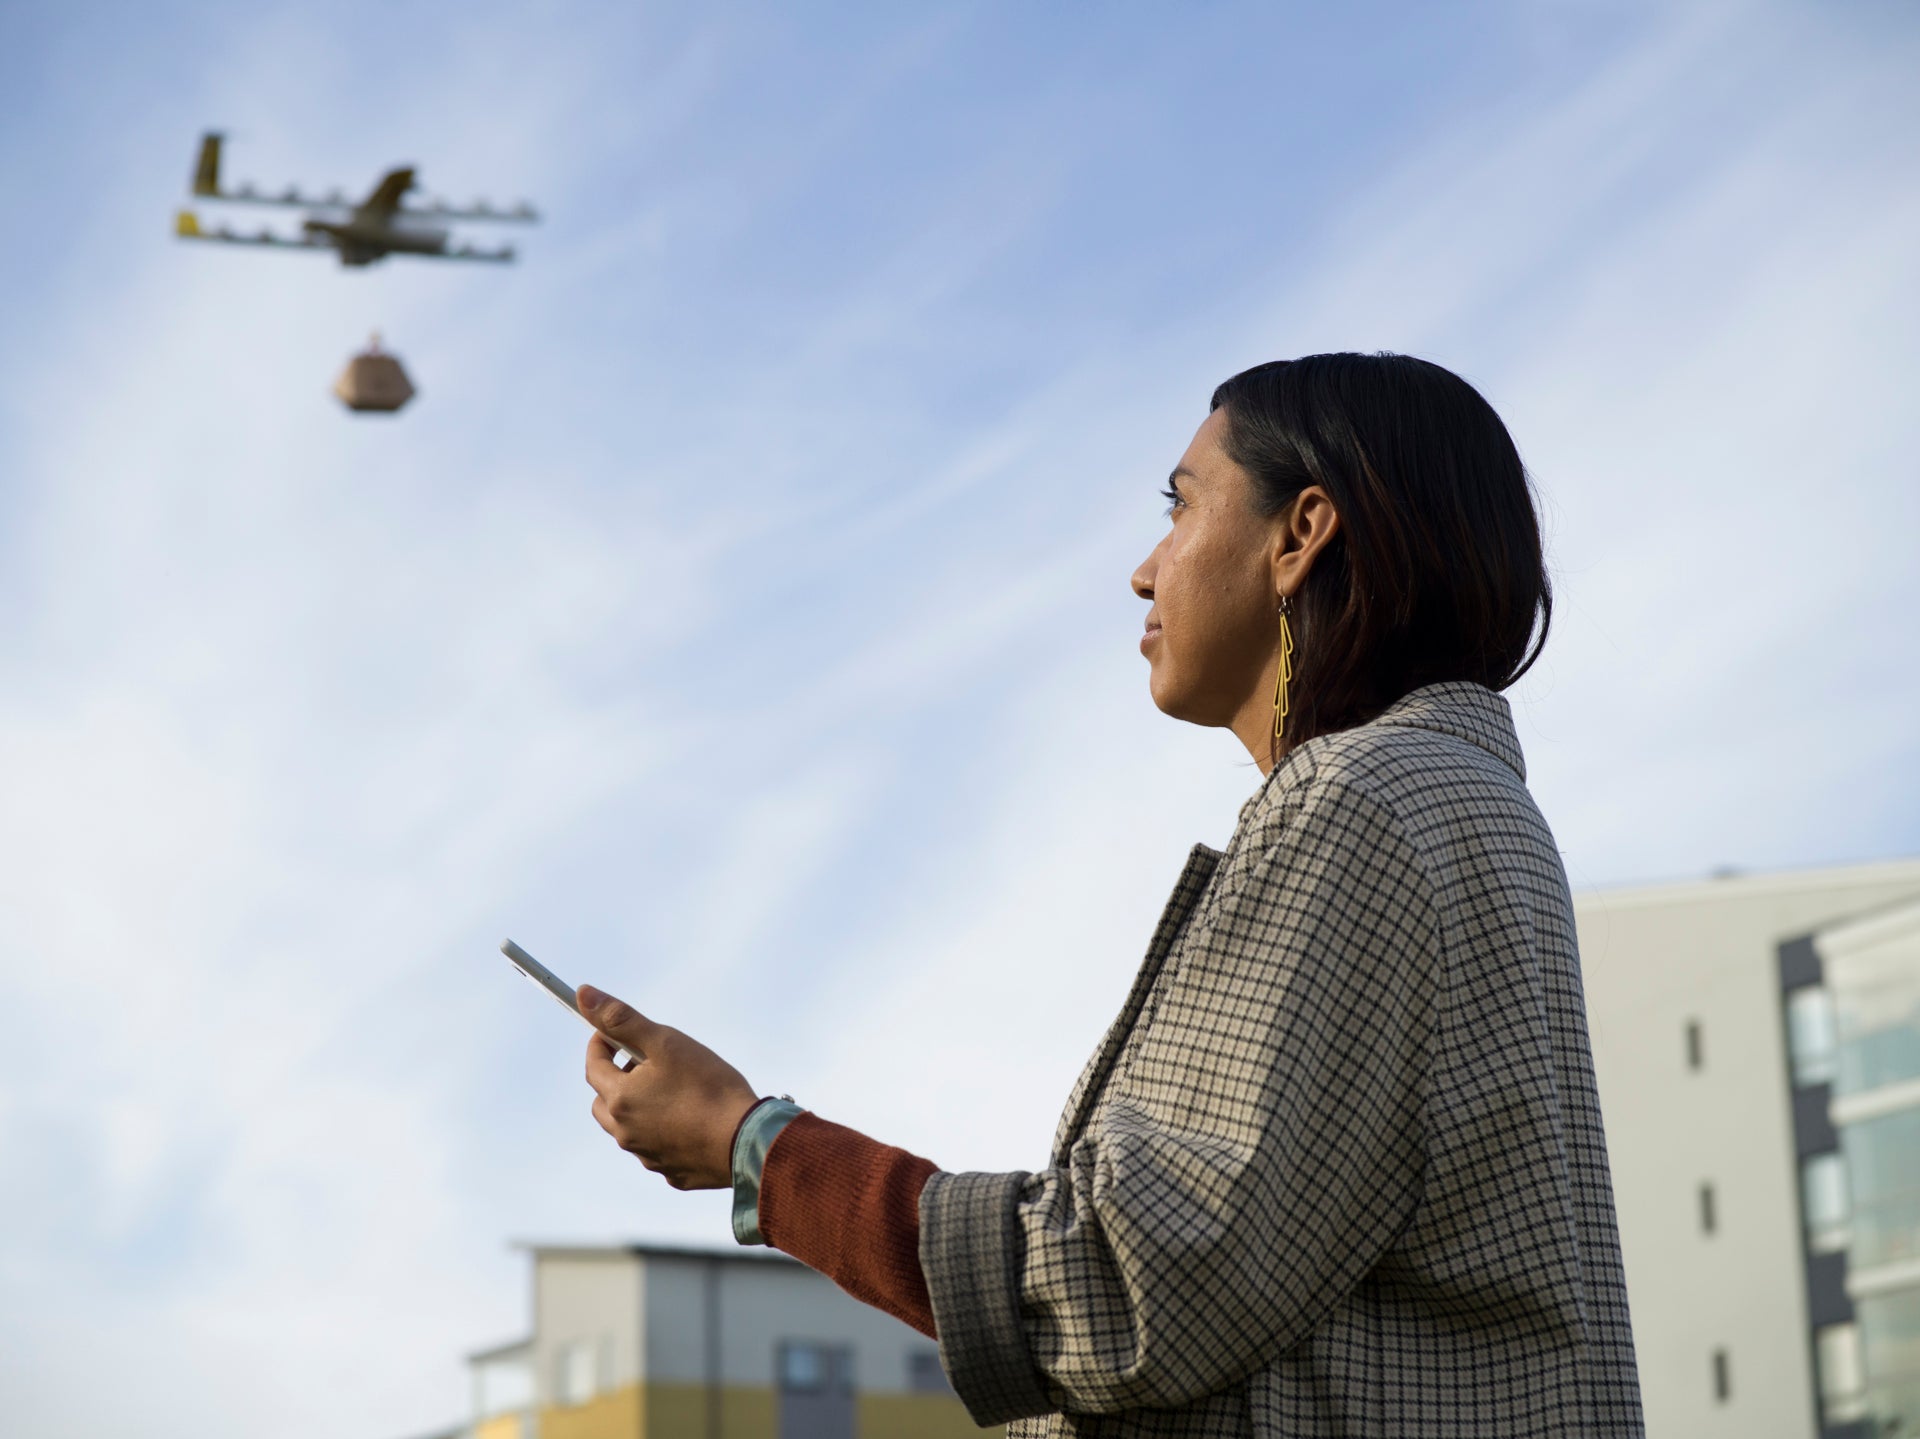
top-left (0, 2), bottom-right (1915, 1435)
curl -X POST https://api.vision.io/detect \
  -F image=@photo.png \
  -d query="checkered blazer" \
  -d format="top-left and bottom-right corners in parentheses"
top-left (919, 682), bottom-right (1643, 1437)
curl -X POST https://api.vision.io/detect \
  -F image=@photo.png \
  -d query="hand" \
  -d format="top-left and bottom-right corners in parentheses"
top-left (579, 984), bottom-right (760, 1191)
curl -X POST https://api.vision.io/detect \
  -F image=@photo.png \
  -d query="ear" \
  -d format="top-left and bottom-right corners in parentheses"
top-left (1270, 486), bottom-right (1341, 598)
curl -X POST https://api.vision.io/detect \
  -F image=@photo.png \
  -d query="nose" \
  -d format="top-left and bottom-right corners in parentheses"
top-left (1131, 547), bottom-right (1157, 601)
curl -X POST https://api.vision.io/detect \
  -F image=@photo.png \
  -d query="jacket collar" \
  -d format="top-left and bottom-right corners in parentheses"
top-left (1370, 681), bottom-right (1526, 780)
top-left (1238, 681), bottom-right (1526, 827)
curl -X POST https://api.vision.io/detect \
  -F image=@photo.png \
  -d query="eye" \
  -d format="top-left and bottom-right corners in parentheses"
top-left (1160, 484), bottom-right (1184, 516)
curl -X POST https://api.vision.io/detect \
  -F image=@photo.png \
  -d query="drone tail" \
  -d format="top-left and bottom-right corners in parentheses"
top-left (192, 133), bottom-right (223, 197)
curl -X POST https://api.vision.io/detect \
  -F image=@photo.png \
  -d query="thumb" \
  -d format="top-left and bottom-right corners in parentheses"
top-left (578, 984), bottom-right (657, 1042)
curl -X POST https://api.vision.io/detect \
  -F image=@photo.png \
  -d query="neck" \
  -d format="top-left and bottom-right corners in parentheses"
top-left (1230, 697), bottom-right (1282, 776)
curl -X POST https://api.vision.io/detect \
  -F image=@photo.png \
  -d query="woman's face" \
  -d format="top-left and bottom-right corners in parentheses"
top-left (1132, 408), bottom-right (1289, 733)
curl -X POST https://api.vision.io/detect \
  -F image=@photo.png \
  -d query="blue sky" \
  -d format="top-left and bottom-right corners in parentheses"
top-left (1, 2), bottom-right (1917, 1435)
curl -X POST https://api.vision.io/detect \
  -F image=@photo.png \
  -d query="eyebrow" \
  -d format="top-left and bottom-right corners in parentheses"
top-left (1167, 465), bottom-right (1197, 485)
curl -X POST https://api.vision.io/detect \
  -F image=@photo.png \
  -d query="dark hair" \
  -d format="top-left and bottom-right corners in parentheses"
top-left (1209, 352), bottom-right (1550, 760)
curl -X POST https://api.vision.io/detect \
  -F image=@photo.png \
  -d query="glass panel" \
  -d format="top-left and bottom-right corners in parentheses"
top-left (1854, 1190), bottom-right (1920, 1273)
top-left (1858, 1288), bottom-right (1920, 1435)
top-left (1843, 1108), bottom-right (1920, 1270)
top-left (1803, 1152), bottom-right (1852, 1255)
top-left (1788, 987), bottom-right (1838, 1087)
top-left (777, 1343), bottom-right (855, 1439)
top-left (781, 1342), bottom-right (826, 1392)
top-left (1833, 970), bottom-right (1920, 1097)
top-left (555, 1339), bottom-right (597, 1406)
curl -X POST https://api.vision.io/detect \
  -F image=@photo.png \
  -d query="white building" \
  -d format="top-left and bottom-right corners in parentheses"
top-left (466, 1242), bottom-right (991, 1439)
top-left (1576, 859), bottom-right (1920, 1439)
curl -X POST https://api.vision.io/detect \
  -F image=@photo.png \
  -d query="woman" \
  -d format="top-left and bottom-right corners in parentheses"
top-left (577, 352), bottom-right (1645, 1437)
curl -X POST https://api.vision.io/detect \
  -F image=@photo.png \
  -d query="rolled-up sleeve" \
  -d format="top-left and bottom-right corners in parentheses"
top-left (920, 778), bottom-right (1442, 1425)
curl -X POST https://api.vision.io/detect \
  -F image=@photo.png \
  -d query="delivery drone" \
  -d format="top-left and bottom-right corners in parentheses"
top-left (174, 132), bottom-right (537, 267)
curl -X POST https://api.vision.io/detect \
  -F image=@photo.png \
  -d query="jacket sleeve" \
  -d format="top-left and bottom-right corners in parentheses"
top-left (919, 777), bottom-right (1442, 1425)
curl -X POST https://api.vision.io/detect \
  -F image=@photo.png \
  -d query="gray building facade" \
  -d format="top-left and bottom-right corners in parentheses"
top-left (1575, 859), bottom-right (1920, 1438)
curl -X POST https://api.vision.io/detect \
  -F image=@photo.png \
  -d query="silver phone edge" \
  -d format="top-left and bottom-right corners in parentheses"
top-left (501, 937), bottom-right (638, 1071)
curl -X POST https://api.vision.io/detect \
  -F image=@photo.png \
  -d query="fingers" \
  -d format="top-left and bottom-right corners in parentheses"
top-left (584, 1031), bottom-right (635, 1096)
top-left (577, 984), bottom-right (662, 1056)
top-left (592, 1093), bottom-right (659, 1169)
top-left (574, 993), bottom-right (748, 1191)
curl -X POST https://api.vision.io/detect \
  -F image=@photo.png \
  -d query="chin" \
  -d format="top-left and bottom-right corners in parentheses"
top-left (1148, 670), bottom-right (1238, 730)
top-left (1146, 670), bottom-right (1196, 722)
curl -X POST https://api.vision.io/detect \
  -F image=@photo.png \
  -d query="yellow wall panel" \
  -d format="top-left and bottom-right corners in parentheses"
top-left (858, 1392), bottom-right (1003, 1439)
top-left (530, 1378), bottom-right (986, 1439)
top-left (718, 1384), bottom-right (776, 1439)
top-left (644, 1381), bottom-right (775, 1439)
top-left (539, 1381), bottom-right (642, 1439)
top-left (643, 1381), bottom-right (700, 1439)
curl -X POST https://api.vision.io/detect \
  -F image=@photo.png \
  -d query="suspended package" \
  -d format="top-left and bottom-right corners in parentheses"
top-left (333, 335), bottom-right (416, 413)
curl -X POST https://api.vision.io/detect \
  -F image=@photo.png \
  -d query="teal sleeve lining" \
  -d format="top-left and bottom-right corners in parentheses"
top-left (731, 1097), bottom-right (804, 1246)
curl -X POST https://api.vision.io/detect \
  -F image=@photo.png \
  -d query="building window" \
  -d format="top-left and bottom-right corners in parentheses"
top-left (554, 1338), bottom-right (599, 1407)
top-left (1685, 1019), bottom-right (1704, 1072)
top-left (1835, 1105), bottom-right (1920, 1270)
top-left (1786, 986), bottom-right (1838, 1087)
top-left (1802, 1151), bottom-right (1852, 1255)
top-left (1711, 1347), bottom-right (1730, 1403)
top-left (778, 1341), bottom-right (852, 1395)
top-left (1815, 1323), bottom-right (1867, 1425)
top-left (776, 1342), bottom-right (855, 1439)
top-left (1855, 1289), bottom-right (1920, 1431)
top-left (1834, 969), bottom-right (1920, 1096)
top-left (908, 1349), bottom-right (952, 1394)
top-left (1698, 1181), bottom-right (1717, 1235)
top-left (781, 1342), bottom-right (826, 1392)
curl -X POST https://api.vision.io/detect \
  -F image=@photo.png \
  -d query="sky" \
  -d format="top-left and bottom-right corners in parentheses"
top-left (0, 1), bottom-right (1916, 1435)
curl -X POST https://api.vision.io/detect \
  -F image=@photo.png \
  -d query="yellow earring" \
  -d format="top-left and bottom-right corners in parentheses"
top-left (1272, 595), bottom-right (1295, 746)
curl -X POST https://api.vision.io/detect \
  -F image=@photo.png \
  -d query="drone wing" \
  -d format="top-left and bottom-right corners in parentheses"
top-left (174, 209), bottom-right (330, 252)
top-left (430, 242), bottom-right (519, 263)
top-left (190, 135), bottom-right (538, 225)
top-left (189, 132), bottom-right (347, 209)
top-left (400, 196), bottom-right (541, 224)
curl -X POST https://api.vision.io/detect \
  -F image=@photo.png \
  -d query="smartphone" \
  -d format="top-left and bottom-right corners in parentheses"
top-left (501, 937), bottom-right (639, 1071)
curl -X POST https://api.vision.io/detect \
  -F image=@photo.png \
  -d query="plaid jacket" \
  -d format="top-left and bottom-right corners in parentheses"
top-left (920, 682), bottom-right (1643, 1437)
